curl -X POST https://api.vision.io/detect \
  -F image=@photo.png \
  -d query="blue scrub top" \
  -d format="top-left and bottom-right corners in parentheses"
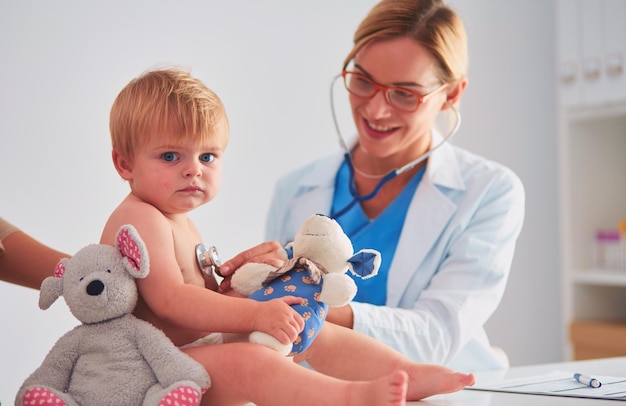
top-left (331, 160), bottom-right (425, 305)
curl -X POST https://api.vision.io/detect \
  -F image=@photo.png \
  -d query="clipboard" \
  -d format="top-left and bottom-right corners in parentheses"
top-left (466, 370), bottom-right (626, 400)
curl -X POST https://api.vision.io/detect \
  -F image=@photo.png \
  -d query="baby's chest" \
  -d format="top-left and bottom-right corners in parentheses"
top-left (172, 232), bottom-right (205, 285)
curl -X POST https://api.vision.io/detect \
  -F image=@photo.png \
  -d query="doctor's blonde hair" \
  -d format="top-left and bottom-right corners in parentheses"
top-left (344, 0), bottom-right (467, 85)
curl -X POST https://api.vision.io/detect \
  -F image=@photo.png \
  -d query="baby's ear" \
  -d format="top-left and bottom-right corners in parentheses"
top-left (111, 149), bottom-right (133, 180)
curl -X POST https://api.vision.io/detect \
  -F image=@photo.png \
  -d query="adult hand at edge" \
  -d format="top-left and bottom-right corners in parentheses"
top-left (218, 240), bottom-right (285, 293)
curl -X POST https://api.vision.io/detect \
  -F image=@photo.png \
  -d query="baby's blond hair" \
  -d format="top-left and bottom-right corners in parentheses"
top-left (110, 68), bottom-right (229, 161)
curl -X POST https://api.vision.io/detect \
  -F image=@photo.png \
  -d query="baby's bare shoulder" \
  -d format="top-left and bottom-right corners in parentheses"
top-left (101, 196), bottom-right (171, 245)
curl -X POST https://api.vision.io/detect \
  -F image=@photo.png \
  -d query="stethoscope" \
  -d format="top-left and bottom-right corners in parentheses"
top-left (329, 73), bottom-right (462, 219)
top-left (195, 243), bottom-right (223, 277)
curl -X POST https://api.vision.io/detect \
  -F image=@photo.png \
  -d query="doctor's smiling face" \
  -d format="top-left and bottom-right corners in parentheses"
top-left (348, 36), bottom-right (451, 169)
top-left (342, 0), bottom-right (468, 175)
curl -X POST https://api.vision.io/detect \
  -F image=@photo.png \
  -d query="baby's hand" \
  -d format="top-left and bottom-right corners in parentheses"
top-left (254, 296), bottom-right (305, 345)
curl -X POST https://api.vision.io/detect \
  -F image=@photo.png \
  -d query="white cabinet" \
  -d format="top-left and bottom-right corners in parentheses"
top-left (557, 0), bottom-right (626, 360)
top-left (556, 0), bottom-right (581, 108)
top-left (603, 0), bottom-right (626, 103)
top-left (557, 0), bottom-right (626, 109)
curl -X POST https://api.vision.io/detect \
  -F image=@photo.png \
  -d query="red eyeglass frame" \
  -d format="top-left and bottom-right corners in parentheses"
top-left (341, 70), bottom-right (447, 112)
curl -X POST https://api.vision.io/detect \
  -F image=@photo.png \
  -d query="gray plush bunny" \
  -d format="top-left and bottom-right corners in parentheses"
top-left (16, 224), bottom-right (210, 406)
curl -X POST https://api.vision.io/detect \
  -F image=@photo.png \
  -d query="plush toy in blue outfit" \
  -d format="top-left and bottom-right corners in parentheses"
top-left (230, 214), bottom-right (380, 356)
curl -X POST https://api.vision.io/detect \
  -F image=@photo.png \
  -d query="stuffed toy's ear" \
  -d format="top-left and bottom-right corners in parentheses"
top-left (282, 243), bottom-right (293, 260)
top-left (115, 224), bottom-right (150, 279)
top-left (39, 258), bottom-right (68, 310)
top-left (347, 249), bottom-right (381, 280)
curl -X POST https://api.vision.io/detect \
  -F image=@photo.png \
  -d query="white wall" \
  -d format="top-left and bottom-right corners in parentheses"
top-left (449, 0), bottom-right (561, 367)
top-left (0, 1), bottom-right (560, 402)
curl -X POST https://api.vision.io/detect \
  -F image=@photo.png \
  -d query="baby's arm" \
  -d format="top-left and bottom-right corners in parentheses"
top-left (101, 202), bottom-right (303, 344)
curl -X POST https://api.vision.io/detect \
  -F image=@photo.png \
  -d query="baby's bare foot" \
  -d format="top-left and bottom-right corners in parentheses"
top-left (384, 370), bottom-right (409, 406)
top-left (406, 364), bottom-right (475, 400)
top-left (349, 370), bottom-right (408, 406)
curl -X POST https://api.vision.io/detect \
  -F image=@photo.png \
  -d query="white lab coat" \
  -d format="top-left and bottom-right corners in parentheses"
top-left (265, 132), bottom-right (525, 372)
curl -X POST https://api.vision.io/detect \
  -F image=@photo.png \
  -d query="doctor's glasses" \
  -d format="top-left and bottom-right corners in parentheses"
top-left (342, 70), bottom-right (447, 112)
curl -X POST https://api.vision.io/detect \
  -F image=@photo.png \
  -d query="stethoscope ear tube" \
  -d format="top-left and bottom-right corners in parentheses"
top-left (330, 73), bottom-right (350, 152)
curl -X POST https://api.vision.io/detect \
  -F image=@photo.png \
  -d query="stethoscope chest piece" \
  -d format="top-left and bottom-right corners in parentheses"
top-left (195, 243), bottom-right (222, 277)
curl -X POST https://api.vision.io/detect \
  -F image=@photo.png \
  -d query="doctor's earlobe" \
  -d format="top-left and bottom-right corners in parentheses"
top-left (442, 78), bottom-right (468, 109)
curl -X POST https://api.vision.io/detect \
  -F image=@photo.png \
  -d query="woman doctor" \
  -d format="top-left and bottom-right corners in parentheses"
top-left (221, 0), bottom-right (525, 372)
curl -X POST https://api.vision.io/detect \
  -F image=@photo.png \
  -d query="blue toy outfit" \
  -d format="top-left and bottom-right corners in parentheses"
top-left (248, 256), bottom-right (328, 355)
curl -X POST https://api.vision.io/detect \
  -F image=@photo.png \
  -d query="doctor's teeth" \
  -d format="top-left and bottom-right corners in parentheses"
top-left (369, 123), bottom-right (392, 132)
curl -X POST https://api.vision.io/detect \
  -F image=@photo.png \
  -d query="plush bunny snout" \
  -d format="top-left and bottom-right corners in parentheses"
top-left (87, 280), bottom-right (105, 296)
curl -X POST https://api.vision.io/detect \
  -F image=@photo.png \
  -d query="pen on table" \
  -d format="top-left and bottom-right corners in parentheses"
top-left (573, 373), bottom-right (602, 388)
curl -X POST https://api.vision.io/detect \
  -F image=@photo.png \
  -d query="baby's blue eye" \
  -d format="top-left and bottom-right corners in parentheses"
top-left (200, 153), bottom-right (215, 163)
top-left (162, 152), bottom-right (177, 162)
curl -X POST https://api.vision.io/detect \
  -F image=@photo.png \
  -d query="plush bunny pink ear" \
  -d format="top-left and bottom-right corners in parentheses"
top-left (53, 260), bottom-right (66, 278)
top-left (117, 227), bottom-right (142, 271)
top-left (115, 224), bottom-right (150, 279)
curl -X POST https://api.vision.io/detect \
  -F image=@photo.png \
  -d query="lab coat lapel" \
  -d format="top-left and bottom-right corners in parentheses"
top-left (386, 137), bottom-right (465, 307)
top-left (289, 153), bottom-right (343, 227)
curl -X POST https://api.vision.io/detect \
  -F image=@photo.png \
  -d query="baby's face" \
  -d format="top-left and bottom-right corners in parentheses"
top-left (126, 128), bottom-right (227, 215)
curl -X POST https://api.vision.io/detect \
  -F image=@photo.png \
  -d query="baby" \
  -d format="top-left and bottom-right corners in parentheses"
top-left (100, 67), bottom-right (474, 405)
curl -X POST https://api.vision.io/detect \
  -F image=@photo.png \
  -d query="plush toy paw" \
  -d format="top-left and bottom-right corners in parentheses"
top-left (156, 383), bottom-right (203, 406)
top-left (231, 262), bottom-right (277, 296)
top-left (22, 386), bottom-right (72, 406)
top-left (249, 331), bottom-right (292, 356)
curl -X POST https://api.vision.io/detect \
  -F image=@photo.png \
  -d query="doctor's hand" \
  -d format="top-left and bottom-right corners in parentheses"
top-left (218, 241), bottom-right (285, 293)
